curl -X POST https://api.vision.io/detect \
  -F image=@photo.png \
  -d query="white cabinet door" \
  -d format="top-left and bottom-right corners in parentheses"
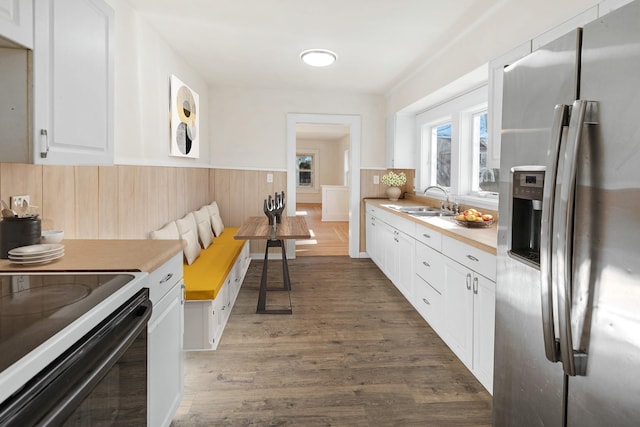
top-left (442, 256), bottom-right (474, 369)
top-left (366, 213), bottom-right (382, 266)
top-left (380, 221), bottom-right (397, 280)
top-left (0, 0), bottom-right (33, 48)
top-left (473, 275), bottom-right (495, 393)
top-left (148, 280), bottom-right (184, 427)
top-left (33, 0), bottom-right (114, 165)
top-left (394, 228), bottom-right (414, 300)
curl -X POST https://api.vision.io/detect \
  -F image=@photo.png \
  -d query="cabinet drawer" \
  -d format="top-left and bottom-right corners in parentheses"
top-left (415, 242), bottom-right (444, 293)
top-left (415, 223), bottom-right (443, 251)
top-left (148, 252), bottom-right (183, 304)
top-left (414, 275), bottom-right (443, 334)
top-left (442, 237), bottom-right (496, 281)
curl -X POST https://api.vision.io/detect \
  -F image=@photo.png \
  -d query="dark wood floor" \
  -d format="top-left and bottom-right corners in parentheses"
top-left (171, 257), bottom-right (492, 426)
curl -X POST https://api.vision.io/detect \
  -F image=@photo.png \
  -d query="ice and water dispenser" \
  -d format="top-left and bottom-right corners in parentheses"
top-left (509, 167), bottom-right (544, 267)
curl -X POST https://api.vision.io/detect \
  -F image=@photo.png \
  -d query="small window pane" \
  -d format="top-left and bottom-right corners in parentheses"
top-left (472, 112), bottom-right (497, 192)
top-left (432, 123), bottom-right (451, 187)
top-left (296, 154), bottom-right (314, 187)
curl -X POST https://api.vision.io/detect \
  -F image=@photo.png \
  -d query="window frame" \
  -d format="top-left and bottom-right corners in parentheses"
top-left (295, 150), bottom-right (320, 192)
top-left (416, 85), bottom-right (497, 210)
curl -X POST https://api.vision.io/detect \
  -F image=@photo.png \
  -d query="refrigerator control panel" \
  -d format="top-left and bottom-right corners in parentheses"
top-left (513, 171), bottom-right (544, 200)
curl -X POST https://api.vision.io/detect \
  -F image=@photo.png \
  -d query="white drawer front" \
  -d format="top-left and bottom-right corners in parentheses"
top-left (415, 224), bottom-right (443, 251)
top-left (442, 236), bottom-right (496, 281)
top-left (415, 242), bottom-right (445, 294)
top-left (148, 252), bottom-right (183, 304)
top-left (414, 275), bottom-right (443, 334)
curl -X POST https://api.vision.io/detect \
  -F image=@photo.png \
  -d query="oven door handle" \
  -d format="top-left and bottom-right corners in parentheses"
top-left (0, 290), bottom-right (152, 426)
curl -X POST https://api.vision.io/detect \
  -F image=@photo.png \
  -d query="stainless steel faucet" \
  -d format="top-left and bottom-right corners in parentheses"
top-left (424, 185), bottom-right (458, 214)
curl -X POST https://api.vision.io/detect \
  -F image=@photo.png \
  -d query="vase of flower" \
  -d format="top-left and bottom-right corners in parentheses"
top-left (381, 171), bottom-right (407, 201)
top-left (386, 186), bottom-right (402, 201)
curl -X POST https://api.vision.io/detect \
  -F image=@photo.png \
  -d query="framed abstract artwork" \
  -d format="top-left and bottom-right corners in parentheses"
top-left (170, 75), bottom-right (199, 158)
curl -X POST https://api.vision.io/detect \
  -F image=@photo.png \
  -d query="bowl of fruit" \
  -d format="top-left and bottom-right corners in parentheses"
top-left (454, 209), bottom-right (494, 228)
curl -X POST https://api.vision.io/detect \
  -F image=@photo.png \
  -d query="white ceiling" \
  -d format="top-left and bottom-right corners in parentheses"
top-left (124, 0), bottom-right (493, 95)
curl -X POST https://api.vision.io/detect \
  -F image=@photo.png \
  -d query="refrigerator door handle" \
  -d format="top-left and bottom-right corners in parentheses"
top-left (555, 99), bottom-right (593, 376)
top-left (540, 104), bottom-right (568, 364)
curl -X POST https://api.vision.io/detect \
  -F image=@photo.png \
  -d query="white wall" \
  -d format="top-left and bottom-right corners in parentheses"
top-left (387, 0), bottom-right (600, 114)
top-left (209, 86), bottom-right (385, 170)
top-left (106, 0), bottom-right (210, 167)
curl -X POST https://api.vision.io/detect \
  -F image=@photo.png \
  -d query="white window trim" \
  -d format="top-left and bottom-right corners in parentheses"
top-left (296, 149), bottom-right (320, 193)
top-left (415, 85), bottom-right (497, 210)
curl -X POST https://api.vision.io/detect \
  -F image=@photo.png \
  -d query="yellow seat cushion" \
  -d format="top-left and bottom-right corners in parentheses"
top-left (183, 227), bottom-right (245, 300)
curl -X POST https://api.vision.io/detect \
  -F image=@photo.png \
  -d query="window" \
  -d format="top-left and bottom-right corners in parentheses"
top-left (416, 85), bottom-right (497, 208)
top-left (296, 153), bottom-right (315, 188)
top-left (431, 122), bottom-right (452, 187)
top-left (471, 110), bottom-right (497, 194)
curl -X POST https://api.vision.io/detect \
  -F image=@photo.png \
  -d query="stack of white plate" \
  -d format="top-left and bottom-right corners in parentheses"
top-left (8, 243), bottom-right (65, 264)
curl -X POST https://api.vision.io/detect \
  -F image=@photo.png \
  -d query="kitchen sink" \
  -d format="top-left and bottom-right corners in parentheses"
top-left (390, 205), bottom-right (455, 217)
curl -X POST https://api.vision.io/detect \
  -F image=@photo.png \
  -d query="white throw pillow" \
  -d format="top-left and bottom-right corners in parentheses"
top-left (206, 201), bottom-right (225, 236)
top-left (150, 221), bottom-right (179, 240)
top-left (193, 206), bottom-right (214, 249)
top-left (176, 213), bottom-right (201, 265)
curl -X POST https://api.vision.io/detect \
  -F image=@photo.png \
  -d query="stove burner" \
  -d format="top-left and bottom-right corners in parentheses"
top-left (1, 284), bottom-right (91, 317)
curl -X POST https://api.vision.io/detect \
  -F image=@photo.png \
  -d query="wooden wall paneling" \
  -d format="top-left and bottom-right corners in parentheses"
top-left (174, 167), bottom-right (188, 220)
top-left (227, 170), bottom-right (245, 227)
top-left (42, 166), bottom-right (76, 236)
top-left (117, 165), bottom-right (150, 239)
top-left (0, 163), bottom-right (43, 214)
top-left (208, 169), bottom-right (215, 203)
top-left (213, 169), bottom-right (231, 224)
top-left (74, 166), bottom-right (99, 238)
top-left (164, 167), bottom-right (179, 225)
top-left (147, 166), bottom-right (166, 234)
top-left (243, 170), bottom-right (265, 255)
top-left (188, 168), bottom-right (209, 211)
top-left (98, 166), bottom-right (118, 239)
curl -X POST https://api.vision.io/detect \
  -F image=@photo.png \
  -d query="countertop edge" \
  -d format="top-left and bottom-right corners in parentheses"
top-left (364, 198), bottom-right (498, 255)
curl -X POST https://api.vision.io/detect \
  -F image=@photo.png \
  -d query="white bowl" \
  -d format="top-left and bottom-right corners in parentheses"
top-left (41, 230), bottom-right (64, 243)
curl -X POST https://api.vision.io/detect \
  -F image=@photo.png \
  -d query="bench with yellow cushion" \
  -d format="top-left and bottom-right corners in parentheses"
top-left (183, 227), bottom-right (244, 300)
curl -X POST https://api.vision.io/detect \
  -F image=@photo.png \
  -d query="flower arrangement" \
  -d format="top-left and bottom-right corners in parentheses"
top-left (381, 171), bottom-right (407, 187)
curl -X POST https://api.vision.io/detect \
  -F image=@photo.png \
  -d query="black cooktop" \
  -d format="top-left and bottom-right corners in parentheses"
top-left (0, 274), bottom-right (135, 374)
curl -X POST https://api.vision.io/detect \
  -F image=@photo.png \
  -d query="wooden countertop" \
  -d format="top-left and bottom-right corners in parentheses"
top-left (0, 239), bottom-right (183, 273)
top-left (364, 198), bottom-right (498, 255)
top-left (234, 216), bottom-right (311, 240)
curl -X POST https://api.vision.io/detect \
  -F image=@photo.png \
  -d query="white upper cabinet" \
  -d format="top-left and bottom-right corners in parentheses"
top-left (386, 113), bottom-right (415, 169)
top-left (0, 0), bottom-right (33, 48)
top-left (33, 0), bottom-right (114, 165)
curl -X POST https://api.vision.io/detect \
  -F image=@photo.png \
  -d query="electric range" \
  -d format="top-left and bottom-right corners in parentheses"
top-left (0, 272), bottom-right (148, 403)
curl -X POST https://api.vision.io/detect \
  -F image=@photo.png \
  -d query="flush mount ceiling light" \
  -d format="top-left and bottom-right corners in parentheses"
top-left (300, 49), bottom-right (337, 67)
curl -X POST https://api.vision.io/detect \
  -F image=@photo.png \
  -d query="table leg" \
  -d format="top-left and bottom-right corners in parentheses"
top-left (256, 239), bottom-right (293, 314)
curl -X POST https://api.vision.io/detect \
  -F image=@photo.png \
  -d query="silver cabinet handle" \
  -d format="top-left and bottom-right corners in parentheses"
top-left (422, 261), bottom-right (430, 267)
top-left (422, 298), bottom-right (430, 306)
top-left (423, 233), bottom-right (431, 239)
top-left (554, 99), bottom-right (592, 376)
top-left (160, 273), bottom-right (174, 284)
top-left (40, 129), bottom-right (49, 158)
top-left (473, 277), bottom-right (478, 295)
top-left (466, 273), bottom-right (472, 290)
top-left (466, 254), bottom-right (479, 262)
top-left (540, 103), bottom-right (568, 364)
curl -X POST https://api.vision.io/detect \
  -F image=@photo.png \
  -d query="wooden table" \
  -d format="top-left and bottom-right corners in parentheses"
top-left (235, 216), bottom-right (310, 314)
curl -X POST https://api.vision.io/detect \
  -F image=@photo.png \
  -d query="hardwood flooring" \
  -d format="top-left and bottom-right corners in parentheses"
top-left (171, 257), bottom-right (492, 426)
top-left (295, 203), bottom-right (349, 257)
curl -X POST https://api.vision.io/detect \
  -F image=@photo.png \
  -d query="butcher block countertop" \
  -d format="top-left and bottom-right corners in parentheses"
top-left (0, 239), bottom-right (183, 273)
top-left (365, 198), bottom-right (497, 255)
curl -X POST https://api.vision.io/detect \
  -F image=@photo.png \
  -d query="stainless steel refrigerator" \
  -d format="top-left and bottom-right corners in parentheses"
top-left (494, 1), bottom-right (640, 425)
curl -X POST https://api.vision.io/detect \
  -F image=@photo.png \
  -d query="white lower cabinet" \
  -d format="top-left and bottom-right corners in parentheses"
top-left (364, 202), bottom-right (496, 393)
top-left (442, 236), bottom-right (496, 393)
top-left (147, 253), bottom-right (184, 427)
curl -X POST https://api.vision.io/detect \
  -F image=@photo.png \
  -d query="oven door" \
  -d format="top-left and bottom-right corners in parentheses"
top-left (0, 288), bottom-right (151, 426)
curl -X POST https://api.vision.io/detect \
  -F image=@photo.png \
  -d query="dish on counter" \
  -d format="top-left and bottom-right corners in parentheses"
top-left (454, 209), bottom-right (494, 228)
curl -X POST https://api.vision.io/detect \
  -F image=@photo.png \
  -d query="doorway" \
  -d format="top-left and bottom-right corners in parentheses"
top-left (286, 113), bottom-right (361, 258)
